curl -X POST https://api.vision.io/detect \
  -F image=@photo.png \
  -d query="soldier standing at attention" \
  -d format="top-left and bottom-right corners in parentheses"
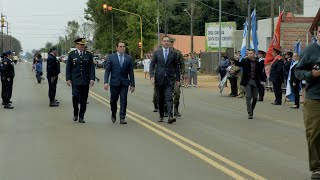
top-left (66, 38), bottom-right (95, 123)
top-left (170, 38), bottom-right (184, 117)
top-left (1, 51), bottom-right (15, 109)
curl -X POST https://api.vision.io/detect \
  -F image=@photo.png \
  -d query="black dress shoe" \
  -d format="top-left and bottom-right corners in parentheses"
top-left (73, 116), bottom-right (78, 121)
top-left (167, 116), bottom-right (176, 124)
top-left (164, 112), bottom-right (168, 117)
top-left (49, 102), bottom-right (59, 107)
top-left (271, 102), bottom-right (281, 105)
top-left (111, 115), bottom-right (116, 123)
top-left (153, 108), bottom-right (159, 112)
top-left (158, 117), bottom-right (164, 122)
top-left (174, 111), bottom-right (181, 117)
top-left (248, 114), bottom-right (253, 119)
top-left (258, 99), bottom-right (263, 102)
top-left (311, 171), bottom-right (320, 179)
top-left (79, 118), bottom-right (85, 123)
top-left (4, 104), bottom-right (14, 109)
top-left (120, 119), bottom-right (127, 124)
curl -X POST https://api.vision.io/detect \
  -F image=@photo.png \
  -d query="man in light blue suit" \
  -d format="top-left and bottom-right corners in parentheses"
top-left (104, 41), bottom-right (135, 124)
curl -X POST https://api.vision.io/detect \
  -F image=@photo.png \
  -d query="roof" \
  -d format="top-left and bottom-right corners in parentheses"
top-left (309, 8), bottom-right (320, 33)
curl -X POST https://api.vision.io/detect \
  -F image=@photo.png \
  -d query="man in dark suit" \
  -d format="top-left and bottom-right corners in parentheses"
top-left (234, 49), bottom-right (263, 119)
top-left (66, 38), bottom-right (95, 123)
top-left (150, 36), bottom-right (180, 124)
top-left (104, 41), bottom-right (135, 125)
top-left (257, 50), bottom-right (267, 101)
top-left (269, 47), bottom-right (285, 105)
top-left (46, 47), bottom-right (60, 107)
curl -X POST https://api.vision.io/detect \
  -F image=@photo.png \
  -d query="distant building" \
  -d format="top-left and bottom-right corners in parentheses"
top-left (159, 33), bottom-right (205, 55)
top-left (304, 0), bottom-right (320, 17)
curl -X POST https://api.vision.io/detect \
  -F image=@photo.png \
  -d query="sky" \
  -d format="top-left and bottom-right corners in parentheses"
top-left (1, 0), bottom-right (88, 54)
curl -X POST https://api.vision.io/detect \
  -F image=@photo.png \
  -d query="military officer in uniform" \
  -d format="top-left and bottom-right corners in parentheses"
top-left (1, 51), bottom-right (15, 109)
top-left (66, 38), bottom-right (95, 123)
top-left (170, 38), bottom-right (184, 117)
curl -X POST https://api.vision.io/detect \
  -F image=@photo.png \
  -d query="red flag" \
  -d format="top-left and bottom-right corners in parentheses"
top-left (265, 11), bottom-right (284, 64)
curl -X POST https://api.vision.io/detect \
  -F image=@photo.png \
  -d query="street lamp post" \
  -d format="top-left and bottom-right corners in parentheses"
top-left (184, 4), bottom-right (194, 54)
top-left (103, 4), bottom-right (143, 58)
top-left (1, 13), bottom-right (5, 52)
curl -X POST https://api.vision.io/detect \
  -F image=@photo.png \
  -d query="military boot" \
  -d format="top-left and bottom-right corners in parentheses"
top-left (174, 104), bottom-right (181, 117)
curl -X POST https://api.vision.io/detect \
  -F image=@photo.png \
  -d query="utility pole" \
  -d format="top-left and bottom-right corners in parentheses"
top-left (271, 0), bottom-right (274, 38)
top-left (164, 0), bottom-right (168, 35)
top-left (111, 13), bottom-right (114, 53)
top-left (218, 0), bottom-right (221, 63)
top-left (157, 0), bottom-right (160, 47)
top-left (246, 0), bottom-right (251, 49)
top-left (1, 13), bottom-right (5, 52)
top-left (190, 0), bottom-right (194, 54)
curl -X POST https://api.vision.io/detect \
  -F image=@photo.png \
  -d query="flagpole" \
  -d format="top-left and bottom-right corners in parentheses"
top-left (246, 0), bottom-right (251, 49)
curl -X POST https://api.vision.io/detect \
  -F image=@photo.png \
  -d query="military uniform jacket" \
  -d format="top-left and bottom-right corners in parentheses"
top-left (0, 57), bottom-right (15, 79)
top-left (172, 48), bottom-right (185, 74)
top-left (66, 50), bottom-right (95, 85)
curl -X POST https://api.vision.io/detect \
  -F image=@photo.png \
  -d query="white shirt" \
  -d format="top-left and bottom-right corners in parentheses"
top-left (162, 47), bottom-right (169, 60)
top-left (142, 59), bottom-right (151, 66)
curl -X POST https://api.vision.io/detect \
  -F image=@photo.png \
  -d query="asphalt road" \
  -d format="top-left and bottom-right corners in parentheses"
top-left (0, 62), bottom-right (310, 180)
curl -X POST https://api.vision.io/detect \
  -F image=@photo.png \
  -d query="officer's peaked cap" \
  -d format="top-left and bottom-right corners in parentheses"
top-left (74, 38), bottom-right (86, 45)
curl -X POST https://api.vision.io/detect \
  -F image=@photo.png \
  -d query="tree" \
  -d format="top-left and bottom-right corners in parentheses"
top-left (85, 0), bottom-right (157, 58)
top-left (0, 35), bottom-right (22, 54)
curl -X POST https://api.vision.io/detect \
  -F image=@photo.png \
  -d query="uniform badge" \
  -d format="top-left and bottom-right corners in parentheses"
top-left (73, 58), bottom-right (77, 65)
top-left (4, 62), bottom-right (7, 65)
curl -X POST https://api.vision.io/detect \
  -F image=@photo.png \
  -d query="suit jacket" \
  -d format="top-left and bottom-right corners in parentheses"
top-left (259, 59), bottom-right (267, 82)
top-left (66, 50), bottom-right (95, 85)
top-left (104, 53), bottom-right (135, 87)
top-left (290, 63), bottom-right (301, 85)
top-left (149, 48), bottom-right (180, 86)
top-left (46, 53), bottom-right (60, 77)
top-left (234, 57), bottom-right (263, 87)
top-left (269, 59), bottom-right (284, 83)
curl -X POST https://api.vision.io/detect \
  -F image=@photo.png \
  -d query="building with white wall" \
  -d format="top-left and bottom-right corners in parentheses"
top-left (304, 0), bottom-right (320, 17)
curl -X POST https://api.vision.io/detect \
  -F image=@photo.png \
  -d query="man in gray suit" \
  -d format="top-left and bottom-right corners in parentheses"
top-left (150, 36), bottom-right (180, 124)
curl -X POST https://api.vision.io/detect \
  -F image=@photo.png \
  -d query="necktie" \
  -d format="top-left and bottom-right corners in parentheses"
top-left (164, 49), bottom-right (168, 63)
top-left (120, 54), bottom-right (124, 67)
top-left (80, 51), bottom-right (83, 57)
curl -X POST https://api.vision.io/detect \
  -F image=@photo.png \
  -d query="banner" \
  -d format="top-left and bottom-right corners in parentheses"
top-left (205, 22), bottom-right (237, 51)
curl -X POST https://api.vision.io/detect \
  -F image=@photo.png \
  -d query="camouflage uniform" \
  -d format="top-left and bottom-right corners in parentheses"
top-left (172, 48), bottom-right (185, 116)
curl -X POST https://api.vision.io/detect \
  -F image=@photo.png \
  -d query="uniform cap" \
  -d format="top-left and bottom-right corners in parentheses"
top-left (74, 38), bottom-right (86, 45)
top-left (3, 50), bottom-right (12, 56)
top-left (273, 46), bottom-right (282, 53)
top-left (169, 37), bottom-right (176, 43)
top-left (258, 50), bottom-right (266, 55)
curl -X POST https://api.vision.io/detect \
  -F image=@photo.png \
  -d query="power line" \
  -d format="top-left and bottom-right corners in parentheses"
top-left (196, 0), bottom-right (271, 19)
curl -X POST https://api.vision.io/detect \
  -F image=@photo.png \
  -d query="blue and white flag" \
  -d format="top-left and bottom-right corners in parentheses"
top-left (240, 21), bottom-right (248, 61)
top-left (286, 60), bottom-right (299, 102)
top-left (294, 40), bottom-right (301, 55)
top-left (251, 9), bottom-right (258, 55)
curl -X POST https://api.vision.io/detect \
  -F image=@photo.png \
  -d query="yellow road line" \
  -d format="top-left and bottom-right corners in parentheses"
top-left (88, 92), bottom-right (246, 180)
top-left (89, 91), bottom-right (267, 180)
top-left (59, 75), bottom-right (266, 179)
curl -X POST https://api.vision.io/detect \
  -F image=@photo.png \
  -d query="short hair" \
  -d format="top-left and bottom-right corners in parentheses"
top-left (247, 49), bottom-right (255, 53)
top-left (37, 54), bottom-right (42, 59)
top-left (162, 35), bottom-right (170, 40)
top-left (49, 47), bottom-right (57, 53)
top-left (116, 41), bottom-right (126, 47)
